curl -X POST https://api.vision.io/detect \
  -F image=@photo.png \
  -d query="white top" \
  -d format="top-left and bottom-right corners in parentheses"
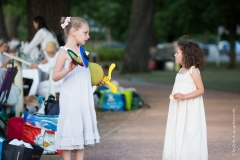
top-left (23, 28), bottom-right (59, 54)
top-left (162, 66), bottom-right (208, 160)
top-left (0, 53), bottom-right (8, 67)
top-left (43, 51), bottom-right (53, 62)
top-left (37, 51), bottom-right (56, 74)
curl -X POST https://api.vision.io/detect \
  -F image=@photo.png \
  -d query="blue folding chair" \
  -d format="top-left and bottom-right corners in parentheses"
top-left (0, 67), bottom-right (18, 137)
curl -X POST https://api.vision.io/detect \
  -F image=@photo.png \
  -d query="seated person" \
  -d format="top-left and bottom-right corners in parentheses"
top-left (22, 41), bottom-right (58, 96)
top-left (29, 41), bottom-right (57, 74)
top-left (35, 42), bottom-right (62, 98)
top-left (0, 39), bottom-right (11, 68)
top-left (23, 41), bottom-right (61, 97)
top-left (9, 38), bottom-right (20, 54)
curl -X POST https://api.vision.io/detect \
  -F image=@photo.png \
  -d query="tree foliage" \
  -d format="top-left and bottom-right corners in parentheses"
top-left (70, 0), bottom-right (131, 41)
top-left (0, 0), bottom-right (26, 39)
top-left (154, 0), bottom-right (240, 68)
top-left (3, 0), bottom-right (26, 17)
top-left (0, 0), bottom-right (8, 39)
top-left (203, 0), bottom-right (240, 68)
top-left (154, 0), bottom-right (213, 42)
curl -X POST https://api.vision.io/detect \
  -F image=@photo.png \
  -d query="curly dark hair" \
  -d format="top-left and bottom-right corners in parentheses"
top-left (177, 35), bottom-right (205, 69)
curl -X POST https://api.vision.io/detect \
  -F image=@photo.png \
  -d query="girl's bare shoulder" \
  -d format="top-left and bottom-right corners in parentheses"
top-left (191, 67), bottom-right (201, 78)
top-left (192, 67), bottom-right (200, 73)
top-left (57, 48), bottom-right (70, 60)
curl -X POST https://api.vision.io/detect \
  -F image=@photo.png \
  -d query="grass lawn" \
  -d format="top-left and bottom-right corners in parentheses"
top-left (106, 61), bottom-right (240, 93)
top-left (201, 62), bottom-right (240, 93)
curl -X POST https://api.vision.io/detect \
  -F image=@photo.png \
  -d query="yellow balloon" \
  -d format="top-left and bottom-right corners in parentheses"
top-left (89, 62), bottom-right (104, 86)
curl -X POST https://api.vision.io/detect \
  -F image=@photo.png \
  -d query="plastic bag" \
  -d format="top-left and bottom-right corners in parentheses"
top-left (2, 139), bottom-right (44, 160)
top-left (22, 123), bottom-right (61, 154)
top-left (23, 113), bottom-right (58, 131)
top-left (102, 93), bottom-right (125, 112)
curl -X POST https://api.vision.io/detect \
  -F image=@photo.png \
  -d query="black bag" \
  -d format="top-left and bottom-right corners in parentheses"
top-left (44, 95), bottom-right (59, 115)
top-left (2, 139), bottom-right (44, 160)
top-left (131, 91), bottom-right (151, 109)
top-left (131, 91), bottom-right (143, 110)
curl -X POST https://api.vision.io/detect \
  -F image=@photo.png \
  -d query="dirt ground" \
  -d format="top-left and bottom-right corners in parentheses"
top-left (41, 78), bottom-right (240, 160)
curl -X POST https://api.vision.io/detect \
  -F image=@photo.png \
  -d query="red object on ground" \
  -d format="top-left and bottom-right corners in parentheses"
top-left (22, 123), bottom-right (62, 154)
top-left (6, 117), bottom-right (24, 140)
top-left (148, 60), bottom-right (156, 69)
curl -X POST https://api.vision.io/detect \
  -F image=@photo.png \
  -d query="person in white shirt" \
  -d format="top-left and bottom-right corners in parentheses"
top-left (30, 41), bottom-right (58, 74)
top-left (0, 39), bottom-right (10, 68)
top-left (22, 16), bottom-right (59, 96)
top-left (23, 16), bottom-right (59, 63)
top-left (23, 41), bottom-right (61, 97)
top-left (34, 42), bottom-right (62, 98)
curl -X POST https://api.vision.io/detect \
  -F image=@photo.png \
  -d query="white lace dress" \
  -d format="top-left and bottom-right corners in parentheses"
top-left (55, 47), bottom-right (100, 150)
top-left (162, 66), bottom-right (208, 160)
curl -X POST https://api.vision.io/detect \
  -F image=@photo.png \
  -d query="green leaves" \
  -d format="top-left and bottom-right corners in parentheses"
top-left (155, 0), bottom-right (240, 42)
top-left (3, 0), bottom-right (26, 17)
top-left (70, 0), bottom-right (131, 41)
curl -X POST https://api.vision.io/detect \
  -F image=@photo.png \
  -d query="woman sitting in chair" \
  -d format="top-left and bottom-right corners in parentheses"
top-left (29, 41), bottom-right (58, 74)
top-left (22, 41), bottom-right (59, 96)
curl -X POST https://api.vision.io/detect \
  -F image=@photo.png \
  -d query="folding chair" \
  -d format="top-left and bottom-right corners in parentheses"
top-left (0, 67), bottom-right (18, 137)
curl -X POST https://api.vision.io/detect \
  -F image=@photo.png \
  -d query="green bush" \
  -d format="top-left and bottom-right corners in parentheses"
top-left (98, 47), bottom-right (123, 61)
top-left (84, 45), bottom-right (123, 61)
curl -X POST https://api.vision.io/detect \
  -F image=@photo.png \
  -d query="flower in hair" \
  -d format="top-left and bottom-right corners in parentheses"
top-left (61, 17), bottom-right (71, 29)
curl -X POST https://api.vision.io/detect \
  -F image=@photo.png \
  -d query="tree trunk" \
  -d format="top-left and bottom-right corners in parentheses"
top-left (26, 0), bottom-right (70, 40)
top-left (121, 0), bottom-right (155, 74)
top-left (0, 2), bottom-right (8, 40)
top-left (228, 25), bottom-right (236, 68)
top-left (5, 14), bottom-right (21, 39)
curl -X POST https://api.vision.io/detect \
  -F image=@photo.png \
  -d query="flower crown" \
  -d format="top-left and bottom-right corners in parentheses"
top-left (61, 17), bottom-right (71, 29)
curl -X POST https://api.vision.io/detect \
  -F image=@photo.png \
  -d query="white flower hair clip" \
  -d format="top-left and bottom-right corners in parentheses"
top-left (61, 17), bottom-right (71, 29)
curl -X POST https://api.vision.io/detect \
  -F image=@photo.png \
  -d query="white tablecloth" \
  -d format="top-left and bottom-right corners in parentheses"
top-left (22, 69), bottom-right (41, 96)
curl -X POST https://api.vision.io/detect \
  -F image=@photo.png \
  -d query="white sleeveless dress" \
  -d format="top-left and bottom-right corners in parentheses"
top-left (162, 66), bottom-right (208, 160)
top-left (55, 47), bottom-right (100, 150)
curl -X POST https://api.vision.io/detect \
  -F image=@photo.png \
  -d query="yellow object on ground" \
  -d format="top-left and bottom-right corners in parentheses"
top-left (119, 90), bottom-right (133, 111)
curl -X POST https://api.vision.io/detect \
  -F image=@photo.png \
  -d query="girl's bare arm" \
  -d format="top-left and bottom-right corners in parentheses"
top-left (53, 50), bottom-right (72, 82)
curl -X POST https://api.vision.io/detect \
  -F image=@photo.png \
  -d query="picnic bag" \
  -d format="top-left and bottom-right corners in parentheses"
top-left (119, 90), bottom-right (132, 111)
top-left (6, 117), bottom-right (24, 140)
top-left (102, 93), bottom-right (126, 112)
top-left (22, 123), bottom-right (61, 154)
top-left (44, 95), bottom-right (59, 115)
top-left (0, 136), bottom-right (5, 160)
top-left (131, 91), bottom-right (143, 110)
top-left (23, 113), bottom-right (58, 131)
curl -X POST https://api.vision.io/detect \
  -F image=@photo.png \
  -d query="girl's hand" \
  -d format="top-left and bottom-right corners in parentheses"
top-left (173, 93), bottom-right (185, 100)
top-left (97, 80), bottom-right (105, 86)
top-left (68, 61), bottom-right (77, 72)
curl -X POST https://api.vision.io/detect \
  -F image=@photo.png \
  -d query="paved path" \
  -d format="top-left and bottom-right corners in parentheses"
top-left (42, 79), bottom-right (240, 160)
